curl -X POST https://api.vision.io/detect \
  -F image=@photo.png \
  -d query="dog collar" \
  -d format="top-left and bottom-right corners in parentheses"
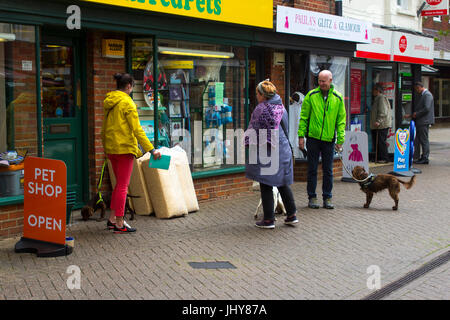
top-left (359, 173), bottom-right (376, 188)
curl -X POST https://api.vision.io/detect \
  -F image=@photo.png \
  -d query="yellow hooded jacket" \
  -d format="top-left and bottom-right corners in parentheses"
top-left (101, 90), bottom-right (154, 157)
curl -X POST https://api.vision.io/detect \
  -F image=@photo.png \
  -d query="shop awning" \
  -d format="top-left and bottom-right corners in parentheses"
top-left (421, 65), bottom-right (439, 73)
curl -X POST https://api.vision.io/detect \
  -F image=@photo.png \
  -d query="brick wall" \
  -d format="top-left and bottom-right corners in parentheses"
top-left (294, 159), bottom-right (343, 182)
top-left (0, 204), bottom-right (23, 239)
top-left (194, 173), bottom-right (253, 202)
top-left (274, 0), bottom-right (334, 14)
top-left (86, 31), bottom-right (126, 198)
top-left (423, 15), bottom-right (449, 31)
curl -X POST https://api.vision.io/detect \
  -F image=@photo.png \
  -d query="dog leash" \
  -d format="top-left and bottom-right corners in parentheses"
top-left (96, 160), bottom-right (107, 205)
top-left (335, 147), bottom-right (373, 183)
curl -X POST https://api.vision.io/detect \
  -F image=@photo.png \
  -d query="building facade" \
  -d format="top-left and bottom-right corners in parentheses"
top-left (0, 0), bottom-right (369, 239)
top-left (423, 14), bottom-right (450, 121)
top-left (343, 0), bottom-right (435, 159)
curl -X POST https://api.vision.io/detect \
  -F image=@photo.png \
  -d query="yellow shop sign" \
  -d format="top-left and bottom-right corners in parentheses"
top-left (161, 60), bottom-right (194, 69)
top-left (84, 0), bottom-right (273, 29)
top-left (102, 39), bottom-right (125, 58)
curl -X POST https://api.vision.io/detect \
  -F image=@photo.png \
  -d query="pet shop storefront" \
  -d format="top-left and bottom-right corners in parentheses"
top-left (351, 26), bottom-right (434, 159)
top-left (0, 0), bottom-right (274, 238)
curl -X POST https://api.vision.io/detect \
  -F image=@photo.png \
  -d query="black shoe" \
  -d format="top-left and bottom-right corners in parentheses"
top-left (284, 214), bottom-right (299, 225)
top-left (415, 158), bottom-right (429, 164)
top-left (413, 158), bottom-right (423, 164)
top-left (113, 224), bottom-right (137, 234)
top-left (107, 220), bottom-right (115, 230)
top-left (255, 219), bottom-right (275, 229)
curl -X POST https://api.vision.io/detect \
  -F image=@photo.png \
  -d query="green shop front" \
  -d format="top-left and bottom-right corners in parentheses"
top-left (0, 0), bottom-right (274, 237)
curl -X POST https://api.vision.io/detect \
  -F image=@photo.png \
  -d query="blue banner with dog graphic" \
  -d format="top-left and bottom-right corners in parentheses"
top-left (393, 128), bottom-right (410, 173)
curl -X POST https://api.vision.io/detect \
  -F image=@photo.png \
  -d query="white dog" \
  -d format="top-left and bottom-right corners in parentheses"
top-left (254, 187), bottom-right (287, 220)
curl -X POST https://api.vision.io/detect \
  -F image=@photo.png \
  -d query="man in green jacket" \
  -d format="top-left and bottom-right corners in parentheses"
top-left (298, 70), bottom-right (346, 209)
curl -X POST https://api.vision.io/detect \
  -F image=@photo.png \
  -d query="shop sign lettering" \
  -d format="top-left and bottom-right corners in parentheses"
top-left (277, 6), bottom-right (371, 43)
top-left (23, 157), bottom-right (67, 245)
top-left (83, 0), bottom-right (272, 29)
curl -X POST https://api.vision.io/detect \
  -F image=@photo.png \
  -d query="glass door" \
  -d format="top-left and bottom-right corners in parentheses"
top-left (41, 37), bottom-right (84, 208)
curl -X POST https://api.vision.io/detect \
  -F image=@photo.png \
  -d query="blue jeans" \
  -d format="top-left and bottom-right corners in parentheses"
top-left (306, 138), bottom-right (335, 200)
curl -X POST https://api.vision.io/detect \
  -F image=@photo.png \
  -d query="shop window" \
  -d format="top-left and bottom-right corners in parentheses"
top-left (440, 79), bottom-right (450, 117)
top-left (397, 0), bottom-right (409, 10)
top-left (309, 54), bottom-right (350, 123)
top-left (0, 23), bottom-right (37, 199)
top-left (131, 38), bottom-right (246, 172)
top-left (288, 52), bottom-right (308, 159)
top-left (349, 61), bottom-right (366, 132)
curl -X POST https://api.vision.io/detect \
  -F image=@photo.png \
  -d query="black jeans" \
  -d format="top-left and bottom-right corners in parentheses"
top-left (260, 183), bottom-right (297, 221)
top-left (306, 137), bottom-right (335, 200)
top-left (371, 128), bottom-right (389, 162)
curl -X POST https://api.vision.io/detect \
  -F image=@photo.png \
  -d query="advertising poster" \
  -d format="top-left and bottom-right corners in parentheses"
top-left (350, 69), bottom-right (362, 114)
top-left (393, 128), bottom-right (410, 173)
top-left (342, 131), bottom-right (369, 180)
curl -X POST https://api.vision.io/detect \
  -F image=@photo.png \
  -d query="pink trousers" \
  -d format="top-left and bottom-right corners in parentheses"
top-left (107, 153), bottom-right (134, 217)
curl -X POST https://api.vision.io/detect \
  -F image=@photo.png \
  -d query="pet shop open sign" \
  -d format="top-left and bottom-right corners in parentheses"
top-left (23, 157), bottom-right (67, 245)
top-left (342, 131), bottom-right (369, 180)
top-left (393, 128), bottom-right (410, 173)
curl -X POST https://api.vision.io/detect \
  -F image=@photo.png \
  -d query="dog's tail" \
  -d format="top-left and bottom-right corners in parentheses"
top-left (398, 175), bottom-right (416, 189)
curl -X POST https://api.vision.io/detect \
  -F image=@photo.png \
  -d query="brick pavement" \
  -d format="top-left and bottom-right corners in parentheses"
top-left (0, 127), bottom-right (449, 300)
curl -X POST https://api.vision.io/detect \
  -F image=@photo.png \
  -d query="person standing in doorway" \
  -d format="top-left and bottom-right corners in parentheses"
top-left (102, 73), bottom-right (161, 234)
top-left (298, 70), bottom-right (346, 209)
top-left (405, 82), bottom-right (435, 165)
top-left (245, 80), bottom-right (298, 229)
top-left (370, 83), bottom-right (392, 163)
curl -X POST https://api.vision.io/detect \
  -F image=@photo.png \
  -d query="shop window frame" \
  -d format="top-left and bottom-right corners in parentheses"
top-left (0, 24), bottom-right (41, 207)
top-left (128, 34), bottom-right (250, 179)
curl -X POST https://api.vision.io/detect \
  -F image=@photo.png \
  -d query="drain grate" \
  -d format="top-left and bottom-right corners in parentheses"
top-left (188, 261), bottom-right (237, 269)
top-left (362, 250), bottom-right (450, 300)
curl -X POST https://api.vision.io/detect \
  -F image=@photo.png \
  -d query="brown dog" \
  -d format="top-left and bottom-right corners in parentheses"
top-left (81, 192), bottom-right (110, 221)
top-left (81, 193), bottom-right (137, 221)
top-left (352, 166), bottom-right (416, 210)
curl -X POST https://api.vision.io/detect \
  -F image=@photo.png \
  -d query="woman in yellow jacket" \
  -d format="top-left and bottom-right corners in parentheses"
top-left (102, 73), bottom-right (161, 234)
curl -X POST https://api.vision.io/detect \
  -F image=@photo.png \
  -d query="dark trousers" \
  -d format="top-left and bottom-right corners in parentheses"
top-left (306, 137), bottom-right (335, 200)
top-left (371, 128), bottom-right (389, 162)
top-left (260, 183), bottom-right (297, 221)
top-left (414, 124), bottom-right (430, 160)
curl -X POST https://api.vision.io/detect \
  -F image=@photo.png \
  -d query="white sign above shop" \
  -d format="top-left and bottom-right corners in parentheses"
top-left (421, 0), bottom-right (449, 16)
top-left (392, 32), bottom-right (434, 65)
top-left (276, 5), bottom-right (371, 43)
top-left (356, 27), bottom-right (435, 65)
top-left (355, 27), bottom-right (392, 61)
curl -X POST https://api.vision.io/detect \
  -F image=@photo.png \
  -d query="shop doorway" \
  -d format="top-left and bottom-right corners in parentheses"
top-left (248, 48), bottom-right (265, 116)
top-left (41, 35), bottom-right (85, 207)
top-left (366, 63), bottom-right (396, 157)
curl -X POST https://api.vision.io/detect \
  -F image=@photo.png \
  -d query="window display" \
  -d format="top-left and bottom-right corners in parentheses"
top-left (0, 23), bottom-right (37, 198)
top-left (132, 38), bottom-right (246, 172)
